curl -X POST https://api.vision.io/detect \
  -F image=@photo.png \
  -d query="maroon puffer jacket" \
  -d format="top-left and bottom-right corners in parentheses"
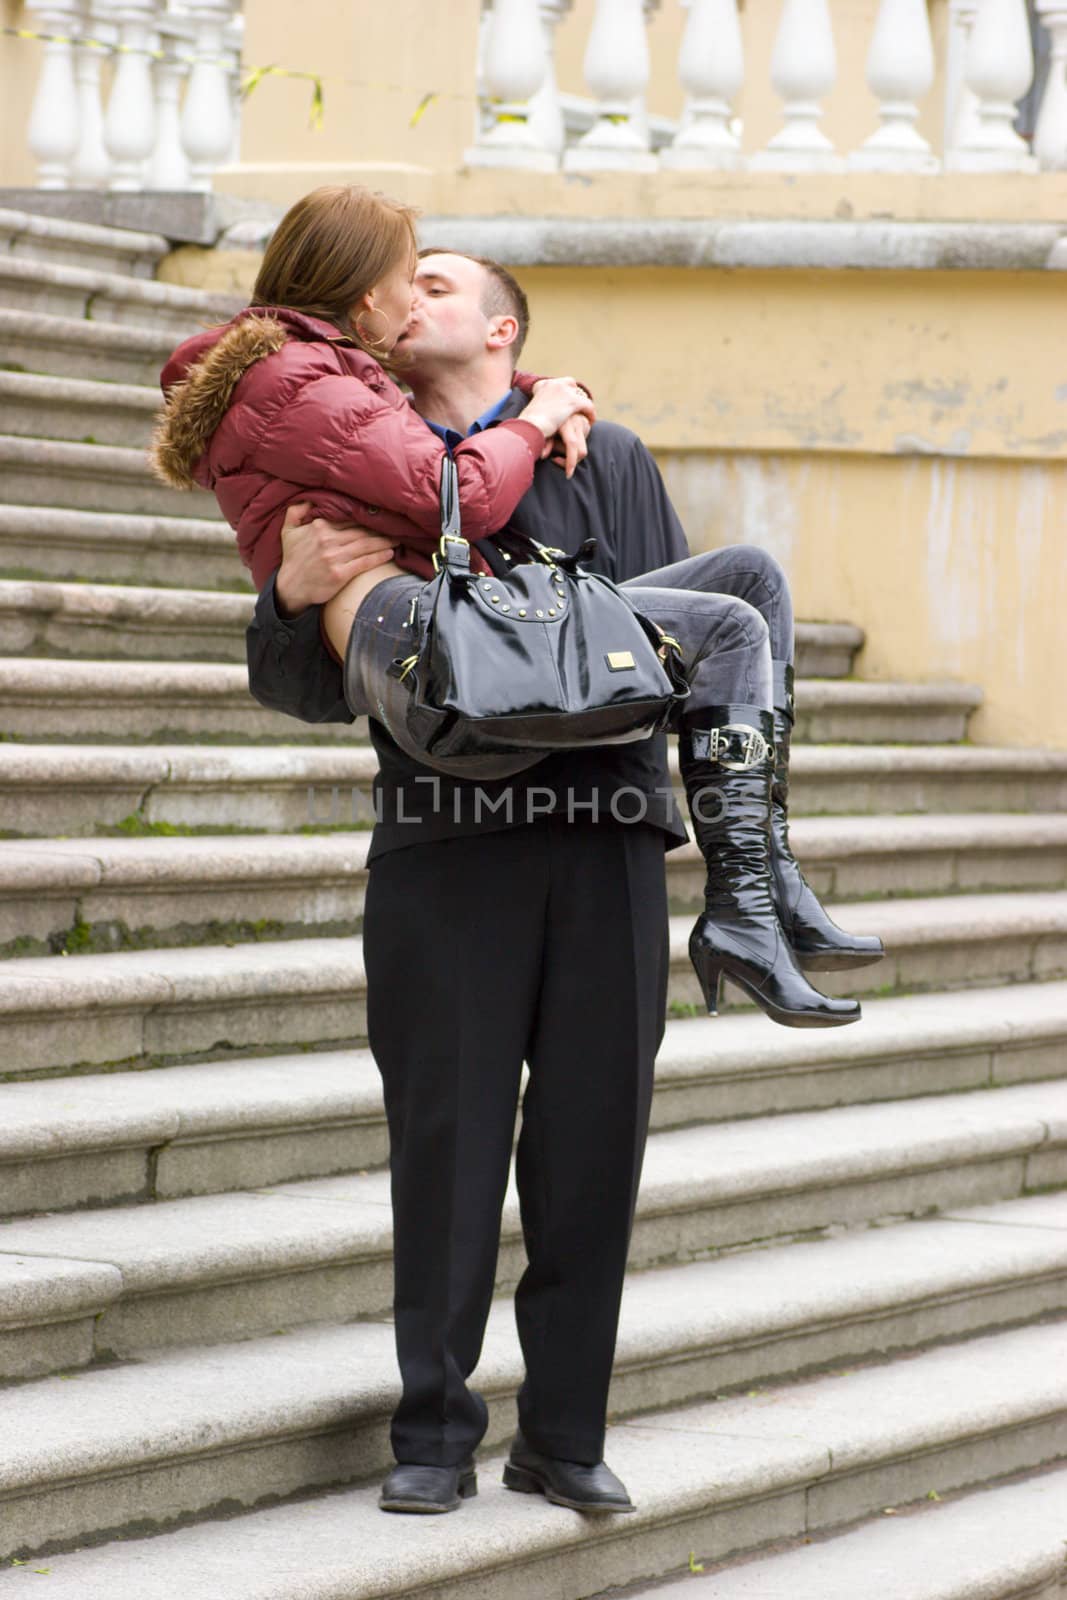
top-left (150, 306), bottom-right (546, 589)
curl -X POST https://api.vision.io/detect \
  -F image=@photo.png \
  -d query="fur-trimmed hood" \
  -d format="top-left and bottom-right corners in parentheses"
top-left (150, 307), bottom-right (358, 490)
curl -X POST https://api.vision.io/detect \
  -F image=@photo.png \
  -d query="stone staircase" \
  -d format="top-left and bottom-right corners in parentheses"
top-left (0, 206), bottom-right (1065, 1599)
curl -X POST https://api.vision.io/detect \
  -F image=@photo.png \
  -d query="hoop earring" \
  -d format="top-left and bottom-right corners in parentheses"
top-left (355, 306), bottom-right (391, 354)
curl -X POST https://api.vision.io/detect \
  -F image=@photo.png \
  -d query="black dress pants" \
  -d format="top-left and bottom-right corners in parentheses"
top-left (362, 813), bottom-right (671, 1467)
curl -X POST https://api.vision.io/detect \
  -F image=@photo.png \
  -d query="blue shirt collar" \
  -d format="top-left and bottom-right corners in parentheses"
top-left (424, 392), bottom-right (512, 453)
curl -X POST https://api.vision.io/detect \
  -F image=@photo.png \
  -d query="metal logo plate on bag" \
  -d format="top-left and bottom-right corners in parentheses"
top-left (606, 651), bottom-right (637, 671)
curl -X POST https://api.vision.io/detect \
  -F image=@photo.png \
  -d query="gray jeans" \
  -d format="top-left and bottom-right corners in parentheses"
top-left (344, 544), bottom-right (793, 779)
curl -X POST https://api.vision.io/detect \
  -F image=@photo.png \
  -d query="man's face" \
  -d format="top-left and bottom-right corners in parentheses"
top-left (396, 252), bottom-right (502, 376)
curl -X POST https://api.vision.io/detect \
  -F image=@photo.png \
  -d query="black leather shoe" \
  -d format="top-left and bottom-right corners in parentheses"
top-left (379, 1458), bottom-right (477, 1514)
top-left (503, 1434), bottom-right (635, 1514)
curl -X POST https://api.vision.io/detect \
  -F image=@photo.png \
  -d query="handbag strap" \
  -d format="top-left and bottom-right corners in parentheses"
top-left (440, 453), bottom-right (461, 541)
top-left (437, 450), bottom-right (598, 578)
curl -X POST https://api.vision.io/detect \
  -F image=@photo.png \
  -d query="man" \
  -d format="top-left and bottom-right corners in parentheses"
top-left (246, 250), bottom-right (812, 1515)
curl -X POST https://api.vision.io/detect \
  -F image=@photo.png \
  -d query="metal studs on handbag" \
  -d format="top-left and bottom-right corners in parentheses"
top-left (387, 457), bottom-right (690, 759)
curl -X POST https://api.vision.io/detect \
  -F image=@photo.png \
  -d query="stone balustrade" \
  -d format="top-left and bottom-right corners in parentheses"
top-left (470, 0), bottom-right (1067, 174)
top-left (20, 0), bottom-right (1067, 194)
top-left (24, 0), bottom-right (242, 193)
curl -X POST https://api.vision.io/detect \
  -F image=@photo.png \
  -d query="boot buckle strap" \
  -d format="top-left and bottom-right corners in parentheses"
top-left (693, 723), bottom-right (772, 771)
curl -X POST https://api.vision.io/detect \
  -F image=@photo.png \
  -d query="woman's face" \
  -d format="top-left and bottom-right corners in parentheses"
top-left (355, 247), bottom-right (416, 352)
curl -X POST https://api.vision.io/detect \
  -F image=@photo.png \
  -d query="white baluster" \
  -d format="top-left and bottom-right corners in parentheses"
top-left (850, 0), bottom-right (938, 170)
top-left (70, 14), bottom-right (113, 187)
top-left (180, 0), bottom-right (235, 191)
top-left (26, 3), bottom-right (82, 189)
top-left (527, 0), bottom-right (574, 158)
top-left (944, 0), bottom-right (981, 157)
top-left (104, 1), bottom-right (158, 191)
top-left (627, 0), bottom-right (662, 153)
top-left (467, 0), bottom-right (555, 170)
top-left (946, 0), bottom-right (1036, 170)
top-left (752, 0), bottom-right (843, 171)
top-left (661, 0), bottom-right (744, 170)
top-left (149, 46), bottom-right (190, 187)
top-left (1035, 0), bottom-right (1067, 168)
top-left (224, 17), bottom-right (244, 166)
top-left (564, 0), bottom-right (657, 171)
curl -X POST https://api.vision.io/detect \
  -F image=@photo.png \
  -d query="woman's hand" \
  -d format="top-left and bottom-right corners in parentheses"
top-left (544, 411), bottom-right (591, 478)
top-left (521, 376), bottom-right (596, 439)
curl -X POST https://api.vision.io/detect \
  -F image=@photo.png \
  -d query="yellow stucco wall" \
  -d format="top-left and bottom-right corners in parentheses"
top-left (0, 0), bottom-right (38, 188)
top-left (510, 265), bottom-right (1063, 750)
top-left (657, 448), bottom-right (1064, 751)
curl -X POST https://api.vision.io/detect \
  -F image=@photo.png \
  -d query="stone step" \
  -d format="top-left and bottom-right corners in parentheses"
top-left (0, 1306), bottom-right (1063, 1577)
top-left (0, 657), bottom-right (341, 742)
top-left (0, 435), bottom-right (220, 520)
top-left (2, 742), bottom-right (1063, 841)
top-left (0, 308), bottom-right (176, 386)
top-left (1, 1077), bottom-right (1064, 1377)
top-left (0, 371), bottom-right (159, 450)
top-left (0, 575), bottom-right (861, 679)
top-left (0, 206), bottom-right (166, 279)
top-left (0, 253), bottom-right (239, 336)
top-left (0, 578), bottom-right (254, 663)
top-left (3, 893), bottom-right (1066, 1077)
top-left (5, 815), bottom-right (1066, 959)
top-left (0, 524), bottom-right (861, 676)
top-left (1, 983), bottom-right (1065, 1215)
top-left (0, 658), bottom-right (978, 744)
top-left (621, 1468), bottom-right (1067, 1600)
top-left (0, 505), bottom-right (247, 592)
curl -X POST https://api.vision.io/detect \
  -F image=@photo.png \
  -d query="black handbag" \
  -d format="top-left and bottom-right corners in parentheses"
top-left (387, 456), bottom-right (690, 759)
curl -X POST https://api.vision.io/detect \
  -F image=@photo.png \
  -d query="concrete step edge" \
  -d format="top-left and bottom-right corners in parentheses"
top-left (2, 896), bottom-right (1066, 1016)
top-left (0, 206), bottom-right (168, 262)
top-left (0, 370), bottom-right (159, 410)
top-left (0, 433), bottom-right (161, 480)
top-left (0, 580), bottom-right (857, 651)
top-left (0, 653), bottom-right (980, 706)
top-left (0, 253), bottom-right (240, 318)
top-left (0, 578), bottom-right (253, 628)
top-left (0, 307), bottom-right (176, 356)
top-left (7, 1205), bottom-right (1067, 1470)
top-left (1, 1078), bottom-right (1064, 1329)
top-left (4, 814), bottom-right (1066, 894)
top-left (620, 1467), bottom-right (1067, 1600)
top-left (1, 1317), bottom-right (1065, 1583)
top-left (1, 982), bottom-right (1066, 1211)
top-left (0, 741), bottom-right (1063, 784)
top-left (0, 980), bottom-right (1063, 1162)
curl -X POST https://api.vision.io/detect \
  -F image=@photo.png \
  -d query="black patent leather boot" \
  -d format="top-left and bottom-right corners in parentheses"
top-left (680, 705), bottom-right (860, 1029)
top-left (771, 664), bottom-right (885, 972)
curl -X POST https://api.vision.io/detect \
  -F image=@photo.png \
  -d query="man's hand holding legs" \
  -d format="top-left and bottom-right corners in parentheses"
top-left (274, 501), bottom-right (398, 619)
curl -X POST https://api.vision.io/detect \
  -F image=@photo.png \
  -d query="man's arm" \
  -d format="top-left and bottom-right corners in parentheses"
top-left (246, 569), bottom-right (354, 725)
top-left (245, 504), bottom-right (397, 725)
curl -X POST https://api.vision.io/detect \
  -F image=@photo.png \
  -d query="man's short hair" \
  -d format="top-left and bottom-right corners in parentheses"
top-left (418, 248), bottom-right (530, 360)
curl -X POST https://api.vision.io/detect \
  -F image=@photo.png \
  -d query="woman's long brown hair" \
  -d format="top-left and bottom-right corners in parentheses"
top-left (251, 184), bottom-right (417, 366)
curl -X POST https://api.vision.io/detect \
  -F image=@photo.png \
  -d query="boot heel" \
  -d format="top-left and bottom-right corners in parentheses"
top-left (459, 1468), bottom-right (478, 1499)
top-left (503, 1463), bottom-right (544, 1496)
top-left (690, 943), bottom-right (723, 1017)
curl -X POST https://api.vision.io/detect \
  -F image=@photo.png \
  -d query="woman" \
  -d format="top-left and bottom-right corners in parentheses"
top-left (152, 184), bottom-right (881, 1027)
